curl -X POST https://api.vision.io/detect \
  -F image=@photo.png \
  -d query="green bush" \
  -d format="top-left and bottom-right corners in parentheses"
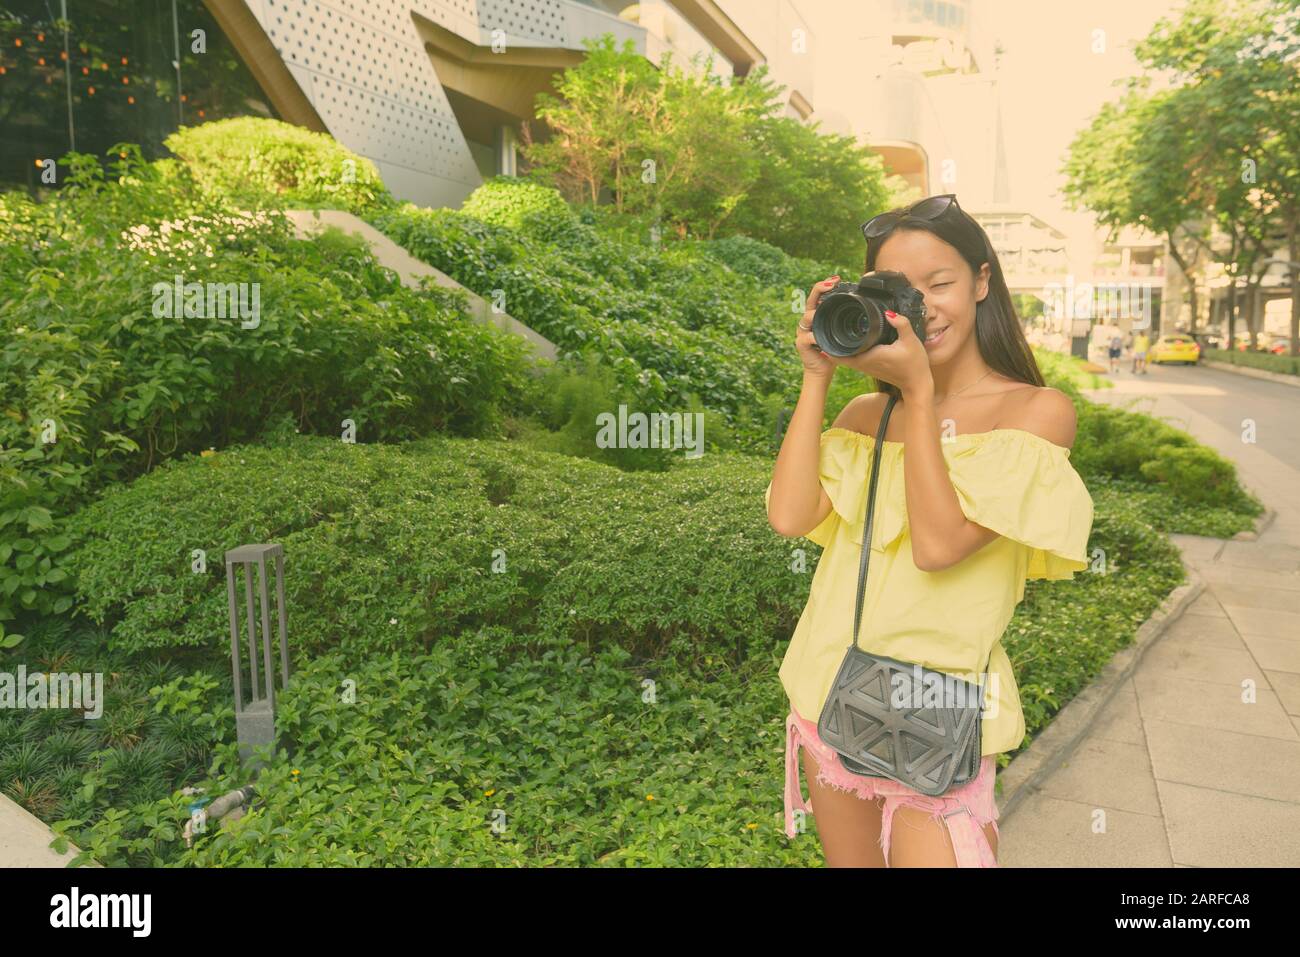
top-left (0, 615), bottom-right (229, 833)
top-left (1202, 348), bottom-right (1300, 376)
top-left (1032, 346), bottom-right (1113, 391)
top-left (57, 635), bottom-right (822, 866)
top-left (0, 149), bottom-right (535, 633)
top-left (1139, 444), bottom-right (1241, 506)
top-left (369, 202), bottom-right (799, 445)
top-left (694, 234), bottom-right (834, 293)
top-left (60, 433), bottom-right (808, 661)
top-left (520, 351), bottom-right (744, 469)
top-left (460, 176), bottom-right (583, 244)
top-left (1028, 385), bottom-right (1260, 520)
top-left (163, 117), bottom-right (395, 214)
top-left (47, 431), bottom-right (1203, 866)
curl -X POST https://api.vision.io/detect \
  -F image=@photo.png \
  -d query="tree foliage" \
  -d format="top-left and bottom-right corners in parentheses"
top-left (1061, 0), bottom-right (1300, 351)
top-left (520, 34), bottom-right (892, 265)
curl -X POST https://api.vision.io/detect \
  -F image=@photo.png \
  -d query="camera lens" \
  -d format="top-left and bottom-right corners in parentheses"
top-left (813, 293), bottom-right (888, 357)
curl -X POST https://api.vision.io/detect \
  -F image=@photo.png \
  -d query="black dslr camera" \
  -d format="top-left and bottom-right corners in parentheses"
top-left (811, 271), bottom-right (928, 357)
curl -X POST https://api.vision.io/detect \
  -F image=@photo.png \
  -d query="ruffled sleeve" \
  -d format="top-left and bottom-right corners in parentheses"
top-left (946, 430), bottom-right (1094, 580)
top-left (764, 428), bottom-right (907, 551)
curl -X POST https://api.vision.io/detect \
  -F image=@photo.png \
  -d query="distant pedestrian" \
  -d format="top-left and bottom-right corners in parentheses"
top-left (1107, 333), bottom-right (1122, 373)
top-left (1133, 331), bottom-right (1150, 374)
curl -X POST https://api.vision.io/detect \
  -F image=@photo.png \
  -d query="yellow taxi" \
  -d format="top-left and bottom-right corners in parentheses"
top-left (1149, 334), bottom-right (1201, 365)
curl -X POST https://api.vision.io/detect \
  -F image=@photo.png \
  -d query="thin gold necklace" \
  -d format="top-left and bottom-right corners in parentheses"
top-left (935, 368), bottom-right (994, 406)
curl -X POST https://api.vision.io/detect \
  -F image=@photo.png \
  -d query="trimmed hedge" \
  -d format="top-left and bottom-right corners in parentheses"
top-left (60, 433), bottom-right (806, 661)
top-left (460, 176), bottom-right (584, 243)
top-left (1202, 348), bottom-right (1300, 377)
top-left (163, 117), bottom-right (395, 215)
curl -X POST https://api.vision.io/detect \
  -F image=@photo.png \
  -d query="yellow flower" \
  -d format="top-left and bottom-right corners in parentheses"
top-left (484, 788), bottom-right (495, 797)
top-left (200, 448), bottom-right (216, 457)
top-left (645, 794), bottom-right (654, 801)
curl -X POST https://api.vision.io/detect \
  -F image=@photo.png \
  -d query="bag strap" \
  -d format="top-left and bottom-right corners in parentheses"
top-left (846, 391), bottom-right (993, 712)
top-left (847, 392), bottom-right (898, 653)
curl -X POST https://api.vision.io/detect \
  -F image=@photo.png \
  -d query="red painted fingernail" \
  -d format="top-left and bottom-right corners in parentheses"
top-left (885, 310), bottom-right (897, 317)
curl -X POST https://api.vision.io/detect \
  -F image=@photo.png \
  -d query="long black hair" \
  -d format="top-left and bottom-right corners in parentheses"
top-left (864, 195), bottom-right (1044, 399)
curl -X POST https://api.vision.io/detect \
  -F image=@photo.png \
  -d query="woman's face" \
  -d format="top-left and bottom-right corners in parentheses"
top-left (874, 227), bottom-right (990, 364)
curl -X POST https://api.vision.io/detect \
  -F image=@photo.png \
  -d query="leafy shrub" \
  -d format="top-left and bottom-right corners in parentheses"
top-left (460, 176), bottom-right (584, 244)
top-left (0, 615), bottom-right (230, 834)
top-left (0, 149), bottom-right (535, 633)
top-left (694, 233), bottom-right (833, 292)
top-left (370, 202), bottom-right (798, 440)
top-left (163, 117), bottom-right (394, 214)
top-left (1074, 403), bottom-right (1190, 476)
top-left (521, 351), bottom-right (744, 469)
top-left (1022, 384), bottom-right (1259, 519)
top-left (1031, 346), bottom-right (1113, 391)
top-left (1138, 444), bottom-right (1241, 506)
top-left (59, 433), bottom-right (812, 661)
top-left (60, 635), bottom-right (828, 866)
top-left (1203, 348), bottom-right (1300, 376)
top-left (49, 440), bottom-right (1203, 866)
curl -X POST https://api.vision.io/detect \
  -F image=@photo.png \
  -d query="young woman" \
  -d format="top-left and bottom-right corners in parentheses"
top-left (765, 194), bottom-right (1094, 867)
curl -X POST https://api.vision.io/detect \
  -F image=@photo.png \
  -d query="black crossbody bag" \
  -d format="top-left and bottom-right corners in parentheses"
top-left (815, 392), bottom-right (991, 796)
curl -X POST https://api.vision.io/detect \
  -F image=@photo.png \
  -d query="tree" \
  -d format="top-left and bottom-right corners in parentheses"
top-left (521, 35), bottom-right (661, 207)
top-left (520, 33), bottom-right (894, 264)
top-left (1062, 0), bottom-right (1300, 352)
top-left (623, 50), bottom-right (773, 239)
top-left (1062, 89), bottom-right (1210, 332)
top-left (723, 107), bottom-right (894, 266)
top-left (1137, 0), bottom-right (1300, 353)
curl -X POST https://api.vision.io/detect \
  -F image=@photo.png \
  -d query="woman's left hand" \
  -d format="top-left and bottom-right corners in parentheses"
top-left (824, 309), bottom-right (933, 395)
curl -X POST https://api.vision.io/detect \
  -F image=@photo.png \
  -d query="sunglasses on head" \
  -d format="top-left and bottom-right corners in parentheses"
top-left (861, 194), bottom-right (960, 242)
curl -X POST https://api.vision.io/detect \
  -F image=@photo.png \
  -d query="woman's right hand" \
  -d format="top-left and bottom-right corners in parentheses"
top-left (797, 276), bottom-right (840, 379)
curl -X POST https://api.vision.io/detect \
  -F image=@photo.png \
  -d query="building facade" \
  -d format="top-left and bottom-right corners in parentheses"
top-left (1, 0), bottom-right (815, 208)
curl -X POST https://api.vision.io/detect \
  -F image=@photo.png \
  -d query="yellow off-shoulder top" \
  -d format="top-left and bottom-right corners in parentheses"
top-left (765, 425), bottom-right (1095, 756)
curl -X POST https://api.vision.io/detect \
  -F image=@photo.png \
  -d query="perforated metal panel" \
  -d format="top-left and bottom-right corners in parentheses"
top-left (242, 0), bottom-right (594, 207)
top-left (242, 0), bottom-right (463, 205)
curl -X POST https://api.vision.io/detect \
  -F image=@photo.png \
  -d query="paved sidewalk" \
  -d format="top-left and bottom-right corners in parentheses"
top-left (999, 377), bottom-right (1300, 866)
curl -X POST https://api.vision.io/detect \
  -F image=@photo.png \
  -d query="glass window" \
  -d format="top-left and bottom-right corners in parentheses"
top-left (0, 0), bottom-right (278, 190)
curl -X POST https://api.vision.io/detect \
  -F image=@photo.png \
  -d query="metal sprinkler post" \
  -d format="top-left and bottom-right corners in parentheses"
top-left (225, 543), bottom-right (290, 772)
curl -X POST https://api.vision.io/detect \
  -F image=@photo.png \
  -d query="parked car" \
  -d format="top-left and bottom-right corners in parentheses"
top-left (1149, 334), bottom-right (1201, 365)
top-left (1188, 331), bottom-right (1224, 351)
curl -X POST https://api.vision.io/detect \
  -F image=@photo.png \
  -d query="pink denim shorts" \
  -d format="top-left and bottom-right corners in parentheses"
top-left (785, 704), bottom-right (1000, 867)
